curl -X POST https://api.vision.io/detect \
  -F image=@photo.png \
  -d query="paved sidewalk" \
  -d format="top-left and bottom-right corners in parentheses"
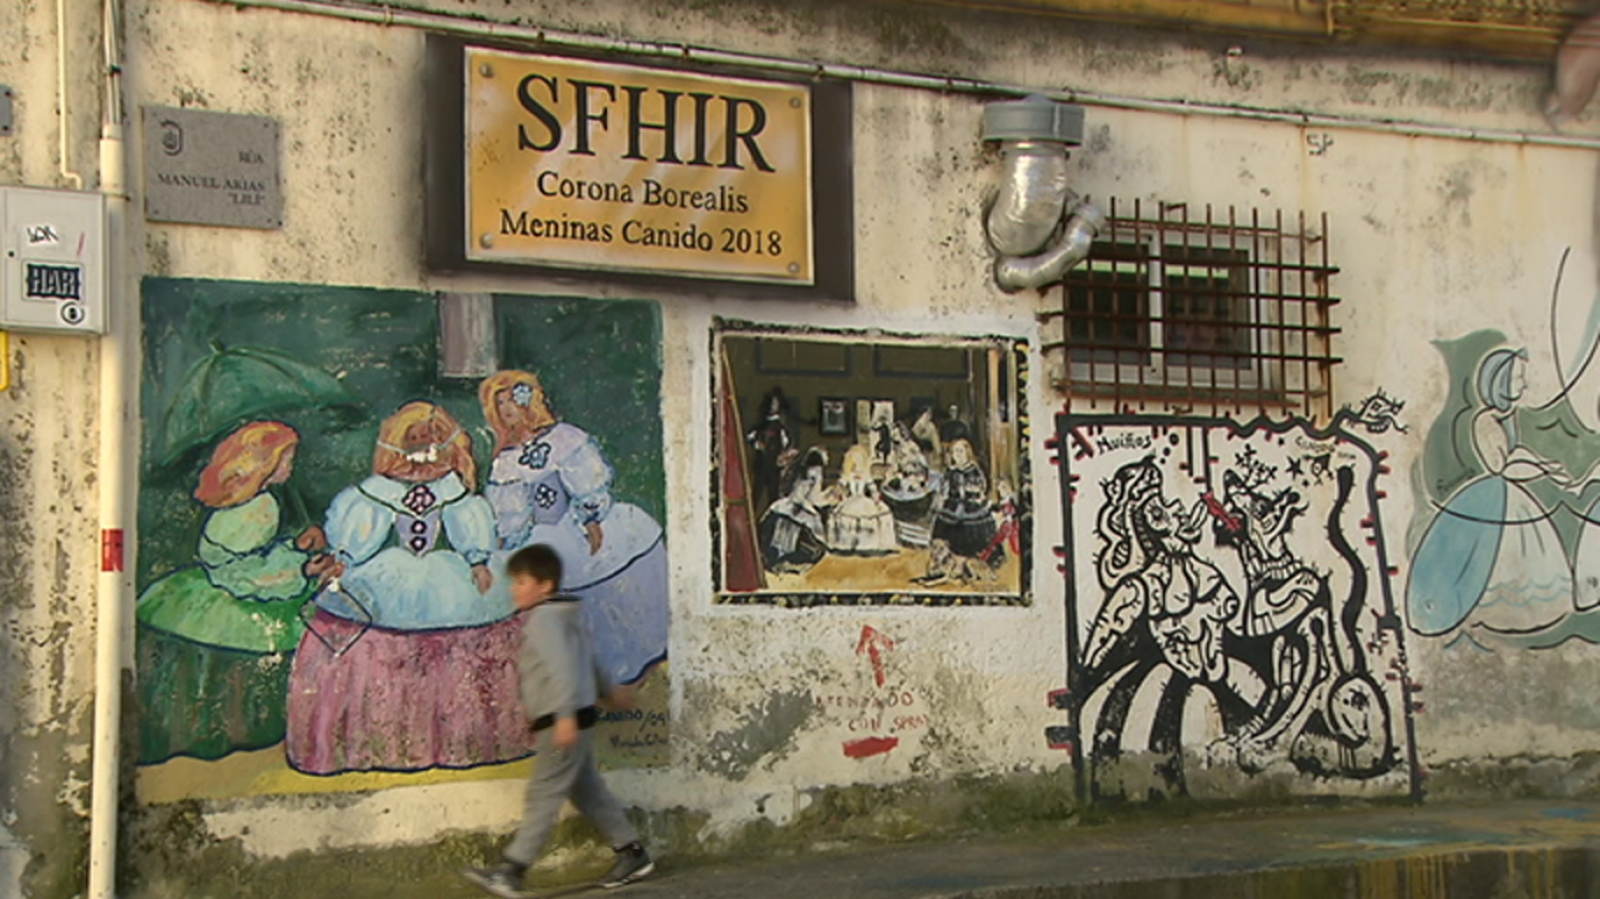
top-left (411, 800), bottom-right (1600, 899)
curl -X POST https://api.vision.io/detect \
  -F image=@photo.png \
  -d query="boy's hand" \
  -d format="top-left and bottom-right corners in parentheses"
top-left (554, 716), bottom-right (579, 750)
top-left (608, 685), bottom-right (637, 711)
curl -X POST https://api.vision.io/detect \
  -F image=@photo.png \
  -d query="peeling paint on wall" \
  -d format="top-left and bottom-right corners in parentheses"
top-left (693, 687), bottom-right (815, 781)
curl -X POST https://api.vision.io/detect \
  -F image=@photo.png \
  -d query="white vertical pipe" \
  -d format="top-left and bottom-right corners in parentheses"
top-left (89, 0), bottom-right (130, 889)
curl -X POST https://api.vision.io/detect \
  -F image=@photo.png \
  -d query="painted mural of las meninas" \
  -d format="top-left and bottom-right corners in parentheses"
top-left (714, 325), bottom-right (1029, 607)
top-left (135, 279), bottom-right (670, 802)
top-left (1060, 411), bottom-right (1416, 800)
top-left (1407, 298), bottom-right (1600, 652)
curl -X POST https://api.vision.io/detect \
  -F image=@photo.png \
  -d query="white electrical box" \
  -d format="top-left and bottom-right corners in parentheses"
top-left (1, 186), bottom-right (106, 335)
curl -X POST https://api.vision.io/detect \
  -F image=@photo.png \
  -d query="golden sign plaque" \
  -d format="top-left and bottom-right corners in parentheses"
top-left (465, 47), bottom-right (815, 284)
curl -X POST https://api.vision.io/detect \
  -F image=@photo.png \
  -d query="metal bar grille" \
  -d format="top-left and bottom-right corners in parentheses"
top-left (1047, 199), bottom-right (1342, 421)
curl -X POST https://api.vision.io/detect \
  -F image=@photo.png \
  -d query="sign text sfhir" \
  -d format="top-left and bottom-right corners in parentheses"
top-left (466, 48), bottom-right (814, 284)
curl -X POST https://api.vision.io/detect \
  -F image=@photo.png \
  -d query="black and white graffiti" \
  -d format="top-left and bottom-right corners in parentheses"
top-left (1056, 414), bottom-right (1417, 800)
top-left (1344, 390), bottom-right (1408, 435)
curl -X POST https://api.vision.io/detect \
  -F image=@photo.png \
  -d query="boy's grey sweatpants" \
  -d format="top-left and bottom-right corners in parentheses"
top-left (504, 725), bottom-right (639, 866)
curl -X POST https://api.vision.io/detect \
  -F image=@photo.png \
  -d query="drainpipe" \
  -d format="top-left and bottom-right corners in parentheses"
top-left (89, 0), bottom-right (130, 890)
top-left (993, 199), bottom-right (1105, 291)
top-left (981, 95), bottom-right (1104, 292)
top-left (56, 0), bottom-right (84, 189)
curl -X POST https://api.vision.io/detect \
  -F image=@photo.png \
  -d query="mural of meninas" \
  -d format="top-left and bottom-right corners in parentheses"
top-left (287, 401), bottom-right (532, 774)
top-left (480, 370), bottom-right (669, 686)
top-left (1407, 321), bottom-right (1600, 651)
top-left (758, 447), bottom-right (834, 573)
top-left (137, 421), bottom-right (321, 763)
top-left (921, 438), bottom-right (1000, 585)
top-left (136, 279), bottom-right (672, 800)
top-left (716, 327), bottom-right (1030, 607)
top-left (1408, 348), bottom-right (1576, 639)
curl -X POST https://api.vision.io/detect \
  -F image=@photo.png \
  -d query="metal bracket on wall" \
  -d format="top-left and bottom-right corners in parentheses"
top-left (0, 85), bottom-right (12, 137)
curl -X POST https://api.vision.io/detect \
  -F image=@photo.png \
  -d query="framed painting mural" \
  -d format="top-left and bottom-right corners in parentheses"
top-left (714, 320), bottom-right (1031, 607)
top-left (819, 397), bottom-right (850, 436)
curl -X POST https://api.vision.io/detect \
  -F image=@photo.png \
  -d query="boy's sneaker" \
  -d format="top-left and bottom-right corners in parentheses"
top-left (600, 843), bottom-right (654, 888)
top-left (463, 862), bottom-right (529, 899)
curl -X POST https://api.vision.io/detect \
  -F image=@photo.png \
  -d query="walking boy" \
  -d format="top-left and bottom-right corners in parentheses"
top-left (464, 544), bottom-right (654, 898)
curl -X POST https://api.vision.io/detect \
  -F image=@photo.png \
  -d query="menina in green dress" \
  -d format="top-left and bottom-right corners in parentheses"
top-left (137, 492), bottom-right (313, 763)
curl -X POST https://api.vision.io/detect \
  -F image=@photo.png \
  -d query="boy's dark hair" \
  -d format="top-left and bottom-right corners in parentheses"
top-left (507, 543), bottom-right (562, 586)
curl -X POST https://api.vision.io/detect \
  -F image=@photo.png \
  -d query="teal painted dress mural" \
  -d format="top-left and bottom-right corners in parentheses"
top-left (286, 402), bottom-right (534, 774)
top-left (137, 421), bottom-right (319, 762)
top-left (1407, 349), bottom-right (1575, 637)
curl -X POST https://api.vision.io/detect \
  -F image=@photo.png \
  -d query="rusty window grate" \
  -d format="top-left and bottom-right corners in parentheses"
top-left (1044, 199), bottom-right (1342, 422)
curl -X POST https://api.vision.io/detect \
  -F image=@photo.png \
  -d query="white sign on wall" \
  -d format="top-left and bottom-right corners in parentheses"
top-left (0, 186), bottom-right (106, 335)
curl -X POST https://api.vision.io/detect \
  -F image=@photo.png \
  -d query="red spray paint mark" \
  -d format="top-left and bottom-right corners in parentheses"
top-left (1069, 428), bottom-right (1096, 461)
top-left (843, 736), bottom-right (899, 759)
top-left (856, 625), bottom-right (896, 688)
top-left (101, 529), bottom-right (124, 572)
top-left (1201, 493), bottom-right (1240, 533)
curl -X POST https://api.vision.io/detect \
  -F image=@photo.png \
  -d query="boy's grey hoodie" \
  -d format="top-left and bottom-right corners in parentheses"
top-left (521, 596), bottom-right (613, 722)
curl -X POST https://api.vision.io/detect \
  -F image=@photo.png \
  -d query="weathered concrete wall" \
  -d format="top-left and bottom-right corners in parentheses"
top-left (0, 0), bottom-right (112, 895)
top-left (10, 0), bottom-right (1600, 896)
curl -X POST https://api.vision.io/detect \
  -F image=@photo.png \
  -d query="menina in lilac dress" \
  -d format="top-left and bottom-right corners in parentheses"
top-left (487, 422), bottom-right (669, 686)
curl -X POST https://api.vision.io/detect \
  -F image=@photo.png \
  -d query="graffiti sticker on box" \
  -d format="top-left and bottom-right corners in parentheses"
top-left (24, 224), bottom-right (60, 246)
top-left (25, 263), bottom-right (83, 301)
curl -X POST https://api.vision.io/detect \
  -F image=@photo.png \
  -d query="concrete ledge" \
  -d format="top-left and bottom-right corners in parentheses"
top-left (571, 801), bottom-right (1600, 899)
top-left (125, 797), bottom-right (1600, 898)
top-left (956, 847), bottom-right (1600, 899)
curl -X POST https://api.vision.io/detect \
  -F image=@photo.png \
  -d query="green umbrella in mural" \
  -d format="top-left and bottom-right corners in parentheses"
top-left (139, 341), bottom-right (364, 766)
top-left (155, 341), bottom-right (363, 467)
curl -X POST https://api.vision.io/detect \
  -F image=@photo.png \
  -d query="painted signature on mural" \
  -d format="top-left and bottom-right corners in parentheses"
top-left (823, 625), bottom-right (935, 758)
